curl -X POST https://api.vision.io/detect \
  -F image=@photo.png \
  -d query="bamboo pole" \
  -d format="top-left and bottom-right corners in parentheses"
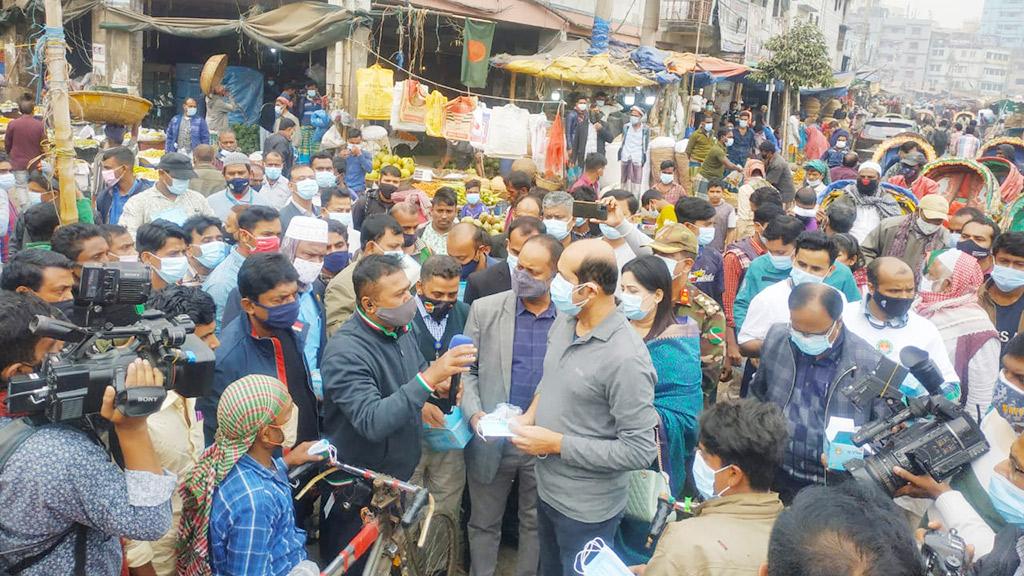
top-left (43, 0), bottom-right (78, 224)
top-left (683, 0), bottom-right (707, 133)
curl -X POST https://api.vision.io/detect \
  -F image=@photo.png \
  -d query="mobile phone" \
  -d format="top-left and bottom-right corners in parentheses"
top-left (572, 201), bottom-right (608, 221)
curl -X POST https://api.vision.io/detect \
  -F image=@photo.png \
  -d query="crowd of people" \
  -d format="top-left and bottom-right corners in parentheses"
top-left (0, 84), bottom-right (1023, 576)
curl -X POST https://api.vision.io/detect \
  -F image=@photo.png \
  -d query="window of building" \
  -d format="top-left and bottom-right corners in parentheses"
top-left (909, 41), bottom-right (918, 49)
top-left (907, 55), bottom-right (917, 64)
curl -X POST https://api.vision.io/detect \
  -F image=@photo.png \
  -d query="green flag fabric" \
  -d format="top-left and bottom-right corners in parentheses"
top-left (461, 19), bottom-right (495, 89)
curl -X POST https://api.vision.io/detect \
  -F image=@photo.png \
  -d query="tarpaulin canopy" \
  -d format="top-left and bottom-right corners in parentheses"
top-left (98, 1), bottom-right (370, 53)
top-left (491, 39), bottom-right (654, 87)
top-left (663, 52), bottom-right (750, 79)
top-left (800, 71), bottom-right (854, 97)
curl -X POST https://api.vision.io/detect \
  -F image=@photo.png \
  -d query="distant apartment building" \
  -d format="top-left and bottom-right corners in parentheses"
top-left (981, 0), bottom-right (1024, 50)
top-left (925, 30), bottom-right (1012, 97)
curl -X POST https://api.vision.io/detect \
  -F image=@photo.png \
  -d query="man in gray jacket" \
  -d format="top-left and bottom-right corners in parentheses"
top-left (462, 234), bottom-right (563, 576)
top-left (511, 239), bottom-right (658, 576)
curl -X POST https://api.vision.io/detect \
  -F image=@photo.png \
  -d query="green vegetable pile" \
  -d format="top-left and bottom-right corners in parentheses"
top-left (230, 123), bottom-right (261, 154)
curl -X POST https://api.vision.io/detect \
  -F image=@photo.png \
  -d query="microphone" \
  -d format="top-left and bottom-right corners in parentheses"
top-left (429, 334), bottom-right (473, 414)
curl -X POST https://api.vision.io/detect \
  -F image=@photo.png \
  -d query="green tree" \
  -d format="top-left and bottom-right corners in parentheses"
top-left (751, 21), bottom-right (835, 154)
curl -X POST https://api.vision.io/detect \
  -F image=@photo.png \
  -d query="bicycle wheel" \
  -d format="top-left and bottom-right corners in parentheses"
top-left (406, 512), bottom-right (459, 576)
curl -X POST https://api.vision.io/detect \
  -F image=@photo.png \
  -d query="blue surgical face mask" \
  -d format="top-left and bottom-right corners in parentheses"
top-left (992, 264), bottom-right (1024, 292)
top-left (506, 253), bottom-right (519, 271)
top-left (769, 253), bottom-right (793, 270)
top-left (315, 171), bottom-right (337, 188)
top-left (790, 321), bottom-right (836, 356)
top-left (195, 241), bottom-right (228, 270)
top-left (550, 273), bottom-right (587, 317)
top-left (692, 450), bottom-right (731, 500)
top-left (0, 173), bottom-right (15, 191)
top-left (988, 472), bottom-right (1024, 527)
top-left (544, 218), bottom-right (569, 241)
top-left (620, 292), bottom-right (651, 321)
top-left (265, 166), bottom-right (283, 181)
top-left (329, 212), bottom-right (353, 228)
top-left (154, 255), bottom-right (190, 284)
top-left (947, 232), bottom-right (961, 249)
top-left (599, 223), bottom-right (622, 240)
top-left (697, 226), bottom-right (715, 246)
top-left (575, 216), bottom-right (586, 228)
top-left (790, 265), bottom-right (825, 286)
top-left (466, 193), bottom-right (481, 205)
top-left (323, 250), bottom-right (351, 274)
top-left (168, 178), bottom-right (189, 196)
top-left (294, 178), bottom-right (319, 200)
top-left (257, 299), bottom-right (301, 329)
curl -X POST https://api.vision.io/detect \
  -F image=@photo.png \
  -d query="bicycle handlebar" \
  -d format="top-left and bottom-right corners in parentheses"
top-left (401, 486), bottom-right (431, 527)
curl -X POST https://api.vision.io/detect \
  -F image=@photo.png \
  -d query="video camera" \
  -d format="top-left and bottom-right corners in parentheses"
top-left (921, 528), bottom-right (969, 576)
top-left (842, 346), bottom-right (990, 497)
top-left (5, 309), bottom-right (215, 423)
top-left (73, 262), bottom-right (152, 327)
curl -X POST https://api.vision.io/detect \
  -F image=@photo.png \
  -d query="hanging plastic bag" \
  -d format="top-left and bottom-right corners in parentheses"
top-left (390, 81), bottom-right (426, 132)
top-left (424, 90), bottom-right (448, 138)
top-left (545, 109), bottom-right (567, 178)
top-left (398, 80), bottom-right (431, 126)
top-left (443, 96), bottom-right (477, 142)
top-left (356, 64), bottom-right (394, 120)
top-left (485, 104), bottom-right (530, 158)
top-left (470, 102), bottom-right (491, 150)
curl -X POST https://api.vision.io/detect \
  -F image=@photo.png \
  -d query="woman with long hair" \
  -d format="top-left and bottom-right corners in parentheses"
top-left (614, 255), bottom-right (703, 563)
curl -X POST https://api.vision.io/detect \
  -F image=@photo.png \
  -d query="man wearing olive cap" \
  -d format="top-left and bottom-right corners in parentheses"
top-left (861, 194), bottom-right (950, 275)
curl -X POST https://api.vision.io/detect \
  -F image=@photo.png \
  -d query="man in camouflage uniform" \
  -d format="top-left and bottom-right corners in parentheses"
top-left (650, 224), bottom-right (726, 405)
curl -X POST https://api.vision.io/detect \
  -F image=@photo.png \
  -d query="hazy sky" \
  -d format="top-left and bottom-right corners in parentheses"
top-left (882, 0), bottom-right (984, 29)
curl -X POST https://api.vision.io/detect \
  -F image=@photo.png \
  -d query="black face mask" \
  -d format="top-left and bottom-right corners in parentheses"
top-left (420, 295), bottom-right (454, 321)
top-left (956, 238), bottom-right (991, 260)
top-left (871, 291), bottom-right (914, 319)
top-left (403, 233), bottom-right (418, 248)
top-left (857, 178), bottom-right (879, 196)
top-left (379, 184), bottom-right (397, 201)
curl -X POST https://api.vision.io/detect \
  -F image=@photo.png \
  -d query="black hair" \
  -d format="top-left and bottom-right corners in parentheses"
top-left (758, 140), bottom-right (777, 154)
top-left (571, 186), bottom-right (597, 203)
top-left (993, 231), bottom-right (1024, 259)
top-left (795, 231), bottom-right (838, 263)
top-left (420, 255), bottom-right (461, 282)
top-left (583, 153), bottom-right (607, 172)
top-left (576, 255), bottom-right (618, 295)
top-left (795, 186), bottom-right (817, 206)
top-left (99, 223), bottom-right (129, 246)
top-left (348, 127), bottom-right (362, 139)
top-left (311, 150), bottom-right (334, 165)
top-left (621, 255), bottom-right (676, 341)
top-left (766, 481), bottom-right (924, 576)
top-left (717, 128), bottom-right (731, 139)
top-left (842, 152), bottom-right (859, 167)
top-left (51, 223), bottom-right (104, 262)
top-left (332, 156), bottom-right (347, 174)
top-left (789, 282), bottom-right (844, 320)
top-left (353, 254), bottom-right (405, 301)
top-left (962, 216), bottom-right (1000, 243)
top-left (433, 187), bottom-right (458, 208)
top-left (326, 218), bottom-right (348, 242)
top-left (953, 206), bottom-right (985, 222)
top-left (825, 201), bottom-right (857, 234)
top-left (832, 233), bottom-right (864, 272)
top-left (965, 125), bottom-right (976, 136)
top-left (0, 292), bottom-right (56, 374)
top-left (754, 202), bottom-right (786, 225)
top-left (674, 197), bottom-right (715, 224)
top-left (602, 189), bottom-right (639, 215)
top-left (508, 216), bottom-right (545, 238)
top-left (360, 214), bottom-right (403, 250)
top-left (136, 220), bottom-right (189, 255)
top-left (898, 140), bottom-right (920, 154)
top-left (522, 233), bottom-right (564, 268)
top-left (641, 189), bottom-right (664, 207)
top-left (516, 193), bottom-right (544, 212)
top-left (698, 399), bottom-right (788, 491)
top-left (238, 252), bottom-right (298, 301)
top-left (182, 215), bottom-right (222, 241)
top-left (1, 249), bottom-right (73, 292)
top-left (507, 170), bottom-right (533, 192)
top-left (763, 215), bottom-right (804, 245)
top-left (102, 145), bottom-right (135, 167)
top-left (1005, 333), bottom-right (1024, 359)
top-left (707, 179), bottom-right (726, 191)
top-left (237, 205), bottom-right (280, 233)
top-left (659, 159), bottom-right (676, 171)
top-left (465, 179), bottom-right (481, 191)
top-left (320, 186), bottom-right (351, 207)
top-left (23, 203), bottom-right (60, 243)
top-left (27, 170), bottom-right (52, 191)
top-left (953, 122), bottom-right (963, 131)
top-left (750, 186), bottom-right (783, 210)
top-left (146, 285), bottom-right (215, 327)
top-left (380, 165), bottom-right (402, 179)
top-left (277, 117), bottom-right (296, 131)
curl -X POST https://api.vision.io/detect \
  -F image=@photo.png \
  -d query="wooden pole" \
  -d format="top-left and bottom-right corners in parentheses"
top-left (683, 0), bottom-right (707, 133)
top-left (43, 0), bottom-right (78, 224)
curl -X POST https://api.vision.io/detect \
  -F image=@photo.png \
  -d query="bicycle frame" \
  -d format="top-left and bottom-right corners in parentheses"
top-left (322, 520), bottom-right (380, 576)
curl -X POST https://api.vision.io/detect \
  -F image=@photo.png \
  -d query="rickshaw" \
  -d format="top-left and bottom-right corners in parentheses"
top-left (978, 136), bottom-right (1024, 165)
top-left (817, 180), bottom-right (918, 215)
top-left (978, 156), bottom-right (1024, 207)
top-left (871, 132), bottom-right (937, 175)
top-left (920, 157), bottom-right (1000, 217)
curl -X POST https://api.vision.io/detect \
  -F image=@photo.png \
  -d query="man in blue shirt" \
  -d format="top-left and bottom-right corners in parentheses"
top-left (341, 128), bottom-right (374, 195)
top-left (97, 146), bottom-right (153, 224)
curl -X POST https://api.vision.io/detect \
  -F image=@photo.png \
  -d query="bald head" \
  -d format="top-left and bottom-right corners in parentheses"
top-left (446, 222), bottom-right (489, 266)
top-left (558, 238), bottom-right (618, 295)
top-left (867, 256), bottom-right (913, 287)
top-left (390, 202), bottom-right (419, 218)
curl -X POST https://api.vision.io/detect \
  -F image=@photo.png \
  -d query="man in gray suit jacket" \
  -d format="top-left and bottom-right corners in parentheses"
top-left (462, 234), bottom-right (563, 576)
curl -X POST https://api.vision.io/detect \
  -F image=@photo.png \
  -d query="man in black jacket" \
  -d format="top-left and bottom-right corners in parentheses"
top-left (464, 216), bottom-right (545, 305)
top-left (409, 255), bottom-right (471, 522)
top-left (319, 254), bottom-right (477, 565)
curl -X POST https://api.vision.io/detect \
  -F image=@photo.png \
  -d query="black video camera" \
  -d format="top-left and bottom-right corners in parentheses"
top-left (6, 310), bottom-right (215, 423)
top-left (843, 347), bottom-right (989, 496)
top-left (73, 262), bottom-right (152, 327)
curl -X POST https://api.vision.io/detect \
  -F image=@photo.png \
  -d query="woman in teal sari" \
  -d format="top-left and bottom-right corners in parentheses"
top-left (614, 255), bottom-right (704, 563)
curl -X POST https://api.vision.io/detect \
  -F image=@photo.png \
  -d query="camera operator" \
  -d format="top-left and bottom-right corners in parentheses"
top-left (0, 249), bottom-right (75, 305)
top-left (0, 292), bottom-right (176, 575)
top-left (760, 481), bottom-right (925, 576)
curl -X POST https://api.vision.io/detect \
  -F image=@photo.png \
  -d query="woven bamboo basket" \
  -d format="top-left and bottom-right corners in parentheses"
top-left (68, 91), bottom-right (151, 125)
top-left (201, 54), bottom-right (228, 95)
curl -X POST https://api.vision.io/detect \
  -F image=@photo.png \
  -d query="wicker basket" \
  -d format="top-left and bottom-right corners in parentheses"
top-left (536, 173), bottom-right (564, 191)
top-left (201, 54), bottom-right (228, 95)
top-left (68, 91), bottom-right (152, 126)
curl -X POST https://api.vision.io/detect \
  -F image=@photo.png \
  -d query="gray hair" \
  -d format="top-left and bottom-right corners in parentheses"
top-left (542, 191), bottom-right (573, 212)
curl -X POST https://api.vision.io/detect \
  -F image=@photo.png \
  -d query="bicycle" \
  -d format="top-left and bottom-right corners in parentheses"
top-left (290, 455), bottom-right (459, 576)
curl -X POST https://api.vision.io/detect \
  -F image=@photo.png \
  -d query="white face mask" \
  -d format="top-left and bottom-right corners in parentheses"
top-left (806, 178), bottom-right (822, 187)
top-left (595, 100), bottom-right (605, 107)
top-left (836, 140), bottom-right (848, 149)
top-left (660, 173), bottom-right (675, 185)
top-left (630, 115), bottom-right (641, 125)
top-left (576, 103), bottom-right (587, 112)
top-left (916, 217), bottom-right (942, 235)
top-left (293, 257), bottom-right (324, 284)
top-left (725, 137), bottom-right (735, 147)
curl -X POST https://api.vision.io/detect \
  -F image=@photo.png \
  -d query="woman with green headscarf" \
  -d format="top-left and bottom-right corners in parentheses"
top-left (177, 375), bottom-right (322, 576)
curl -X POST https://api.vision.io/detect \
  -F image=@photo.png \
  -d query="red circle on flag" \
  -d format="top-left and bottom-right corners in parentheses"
top-left (467, 40), bottom-right (487, 62)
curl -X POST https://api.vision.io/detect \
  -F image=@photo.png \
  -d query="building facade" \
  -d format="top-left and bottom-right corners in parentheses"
top-left (980, 0), bottom-right (1024, 51)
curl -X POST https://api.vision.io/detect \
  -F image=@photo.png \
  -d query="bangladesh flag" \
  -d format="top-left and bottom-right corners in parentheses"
top-left (461, 19), bottom-right (495, 89)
